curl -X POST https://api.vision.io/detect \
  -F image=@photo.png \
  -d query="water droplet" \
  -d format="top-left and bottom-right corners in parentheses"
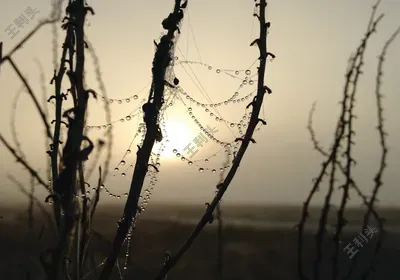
top-left (114, 167), bottom-right (119, 171)
top-left (230, 123), bottom-right (235, 127)
top-left (199, 168), bottom-right (204, 172)
top-left (220, 168), bottom-right (224, 172)
top-left (188, 161), bottom-right (193, 166)
top-left (176, 153), bottom-right (181, 157)
top-left (127, 149), bottom-right (131, 154)
top-left (118, 100), bottom-right (122, 104)
top-left (181, 156), bottom-right (186, 161)
top-left (216, 69), bottom-right (221, 73)
top-left (120, 118), bottom-right (124, 122)
top-left (109, 99), bottom-right (114, 103)
top-left (120, 160), bottom-right (126, 165)
top-left (208, 66), bottom-right (212, 70)
top-left (173, 149), bottom-right (177, 153)
top-left (249, 80), bottom-right (254, 85)
top-left (133, 95), bottom-right (138, 100)
top-left (121, 173), bottom-right (126, 177)
top-left (126, 98), bottom-right (130, 103)
top-left (126, 116), bottom-right (131, 121)
top-left (235, 70), bottom-right (239, 75)
top-left (205, 159), bottom-right (209, 163)
top-left (242, 80), bottom-right (248, 85)
top-left (245, 69), bottom-right (251, 75)
top-left (212, 169), bottom-right (216, 173)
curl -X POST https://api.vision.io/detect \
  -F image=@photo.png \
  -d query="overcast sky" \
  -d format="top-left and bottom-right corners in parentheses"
top-left (0, 0), bottom-right (399, 208)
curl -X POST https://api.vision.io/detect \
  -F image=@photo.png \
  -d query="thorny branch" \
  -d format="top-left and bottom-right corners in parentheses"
top-left (98, 1), bottom-right (188, 279)
top-left (296, 1), bottom-right (392, 279)
top-left (153, 0), bottom-right (271, 279)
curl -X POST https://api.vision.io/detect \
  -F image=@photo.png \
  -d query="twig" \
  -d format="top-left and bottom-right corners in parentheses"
top-left (3, 57), bottom-right (53, 140)
top-left (153, 1), bottom-right (270, 279)
top-left (0, 134), bottom-right (49, 189)
top-left (98, 1), bottom-right (188, 279)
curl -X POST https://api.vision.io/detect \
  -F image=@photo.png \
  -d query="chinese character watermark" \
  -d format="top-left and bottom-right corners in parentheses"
top-left (4, 7), bottom-right (40, 40)
top-left (183, 125), bottom-right (218, 159)
top-left (343, 225), bottom-right (379, 259)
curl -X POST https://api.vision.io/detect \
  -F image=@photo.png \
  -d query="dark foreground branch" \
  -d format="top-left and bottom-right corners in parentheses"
top-left (98, 1), bottom-right (188, 279)
top-left (153, 1), bottom-right (271, 279)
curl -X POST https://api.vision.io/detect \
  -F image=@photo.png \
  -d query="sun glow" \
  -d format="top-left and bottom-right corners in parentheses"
top-left (156, 119), bottom-right (194, 159)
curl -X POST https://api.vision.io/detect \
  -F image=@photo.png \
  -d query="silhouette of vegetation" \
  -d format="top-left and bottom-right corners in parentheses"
top-left (0, 0), bottom-right (399, 280)
top-left (296, 1), bottom-right (400, 280)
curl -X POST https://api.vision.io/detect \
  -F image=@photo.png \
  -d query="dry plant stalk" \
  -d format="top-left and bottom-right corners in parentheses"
top-left (0, 1), bottom-right (104, 279)
top-left (296, 1), bottom-right (398, 279)
top-left (153, 0), bottom-right (272, 279)
top-left (98, 1), bottom-right (189, 279)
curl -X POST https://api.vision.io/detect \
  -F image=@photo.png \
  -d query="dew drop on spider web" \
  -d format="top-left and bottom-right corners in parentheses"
top-left (208, 66), bottom-right (212, 70)
top-left (216, 69), bottom-right (221, 73)
top-left (114, 167), bottom-right (119, 172)
top-left (249, 80), bottom-right (254, 85)
top-left (205, 159), bottom-right (209, 163)
top-left (212, 169), bottom-right (216, 173)
top-left (230, 123), bottom-right (235, 127)
top-left (245, 69), bottom-right (251, 75)
top-left (176, 153), bottom-right (181, 157)
top-left (199, 168), bottom-right (204, 172)
top-left (181, 156), bottom-right (186, 161)
top-left (127, 149), bottom-right (131, 154)
top-left (118, 100), bottom-right (122, 104)
top-left (188, 161), bottom-right (193, 166)
top-left (126, 116), bottom-right (131, 121)
top-left (133, 95), bottom-right (138, 100)
top-left (120, 160), bottom-right (126, 165)
top-left (173, 149), bottom-right (178, 154)
top-left (235, 70), bottom-right (239, 75)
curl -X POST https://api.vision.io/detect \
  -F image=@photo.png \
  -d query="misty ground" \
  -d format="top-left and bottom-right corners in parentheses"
top-left (0, 204), bottom-right (399, 280)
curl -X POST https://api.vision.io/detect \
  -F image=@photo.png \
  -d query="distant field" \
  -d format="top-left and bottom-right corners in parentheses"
top-left (0, 204), bottom-right (399, 280)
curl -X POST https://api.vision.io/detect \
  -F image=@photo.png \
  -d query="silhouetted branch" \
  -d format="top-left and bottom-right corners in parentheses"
top-left (0, 134), bottom-right (49, 190)
top-left (98, 1), bottom-right (188, 279)
top-left (153, 1), bottom-right (270, 279)
top-left (297, 1), bottom-right (384, 279)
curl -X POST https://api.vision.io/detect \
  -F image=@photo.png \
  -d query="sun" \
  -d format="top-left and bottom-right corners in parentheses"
top-left (154, 119), bottom-right (194, 159)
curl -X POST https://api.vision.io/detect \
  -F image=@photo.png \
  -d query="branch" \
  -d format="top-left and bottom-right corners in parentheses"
top-left (3, 57), bottom-right (53, 140)
top-left (153, 1), bottom-right (270, 279)
top-left (0, 134), bottom-right (49, 190)
top-left (98, 1), bottom-right (187, 279)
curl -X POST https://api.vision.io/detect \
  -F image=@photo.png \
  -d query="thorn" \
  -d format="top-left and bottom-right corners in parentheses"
top-left (246, 101), bottom-right (254, 109)
top-left (148, 164), bottom-right (159, 172)
top-left (258, 118), bottom-right (267, 125)
top-left (263, 85), bottom-right (272, 94)
top-left (250, 39), bottom-right (259, 47)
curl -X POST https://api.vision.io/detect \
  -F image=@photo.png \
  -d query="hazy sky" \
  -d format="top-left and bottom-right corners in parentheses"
top-left (0, 0), bottom-right (399, 208)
